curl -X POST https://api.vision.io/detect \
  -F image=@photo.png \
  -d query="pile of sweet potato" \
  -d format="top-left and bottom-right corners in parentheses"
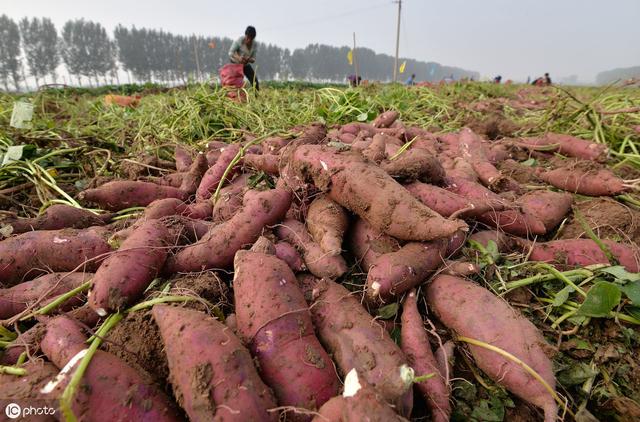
top-left (1, 109), bottom-right (639, 422)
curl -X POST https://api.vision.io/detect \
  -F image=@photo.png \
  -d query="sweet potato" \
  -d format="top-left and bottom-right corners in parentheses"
top-left (286, 144), bottom-right (466, 241)
top-left (275, 241), bottom-right (305, 271)
top-left (243, 153), bottom-right (279, 175)
top-left (307, 195), bottom-right (348, 256)
top-left (405, 182), bottom-right (477, 218)
top-left (276, 219), bottom-right (347, 280)
top-left (306, 278), bottom-right (414, 415)
top-left (0, 204), bottom-right (111, 235)
top-left (152, 305), bottom-right (277, 422)
top-left (366, 240), bottom-right (447, 304)
top-left (0, 361), bottom-right (59, 418)
top-left (444, 177), bottom-right (509, 214)
top-left (179, 153), bottom-right (208, 194)
top-left (361, 133), bottom-right (387, 163)
top-left (446, 230), bottom-right (467, 256)
top-left (0, 227), bottom-right (111, 286)
top-left (519, 238), bottom-right (639, 272)
top-left (79, 180), bottom-right (188, 211)
top-left (0, 323), bottom-right (46, 365)
top-left (174, 144), bottom-right (193, 172)
top-left (0, 272), bottom-right (91, 319)
top-left (426, 275), bottom-right (557, 422)
top-left (144, 172), bottom-right (186, 188)
top-left (196, 143), bottom-right (241, 200)
top-left (401, 290), bottom-right (450, 422)
top-left (434, 341), bottom-right (456, 382)
top-left (538, 164), bottom-right (626, 196)
top-left (138, 198), bottom-right (213, 222)
top-left (520, 133), bottom-right (608, 162)
top-left (468, 230), bottom-right (514, 253)
top-left (211, 173), bottom-right (249, 223)
top-left (90, 220), bottom-right (170, 315)
top-left (478, 207), bottom-right (546, 237)
top-left (348, 218), bottom-right (399, 271)
top-left (442, 260), bottom-right (480, 276)
top-left (372, 110), bottom-right (399, 128)
top-left (312, 369), bottom-right (406, 422)
top-left (380, 148), bottom-right (445, 184)
top-left (233, 249), bottom-right (339, 416)
top-left (262, 136), bottom-right (291, 154)
top-left (41, 315), bottom-right (181, 422)
top-left (165, 188), bottom-right (291, 273)
top-left (519, 190), bottom-right (573, 231)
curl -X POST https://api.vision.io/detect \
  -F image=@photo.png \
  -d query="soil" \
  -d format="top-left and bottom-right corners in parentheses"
top-left (465, 114), bottom-right (520, 140)
top-left (558, 197), bottom-right (640, 244)
top-left (497, 159), bottom-right (540, 184)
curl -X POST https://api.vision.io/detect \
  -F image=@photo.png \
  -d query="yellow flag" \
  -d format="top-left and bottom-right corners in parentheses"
top-left (399, 61), bottom-right (406, 74)
top-left (347, 50), bottom-right (353, 66)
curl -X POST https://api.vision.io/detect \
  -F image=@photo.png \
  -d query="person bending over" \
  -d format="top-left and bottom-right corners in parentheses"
top-left (229, 26), bottom-right (259, 90)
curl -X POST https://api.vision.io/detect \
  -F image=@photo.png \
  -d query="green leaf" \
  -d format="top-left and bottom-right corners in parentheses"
top-left (576, 281), bottom-right (621, 318)
top-left (620, 281), bottom-right (640, 304)
top-left (599, 266), bottom-right (640, 282)
top-left (470, 396), bottom-right (505, 422)
top-left (521, 158), bottom-right (536, 166)
top-left (552, 285), bottom-right (575, 307)
top-left (377, 303), bottom-right (399, 319)
top-left (356, 112), bottom-right (368, 122)
top-left (557, 362), bottom-right (599, 386)
top-left (1, 144), bottom-right (36, 166)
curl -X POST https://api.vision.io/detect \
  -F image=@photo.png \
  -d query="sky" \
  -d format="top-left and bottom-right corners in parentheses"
top-left (2, 0), bottom-right (639, 83)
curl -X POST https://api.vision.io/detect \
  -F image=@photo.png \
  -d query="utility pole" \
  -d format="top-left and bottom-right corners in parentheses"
top-left (353, 32), bottom-right (359, 86)
top-left (393, 0), bottom-right (402, 82)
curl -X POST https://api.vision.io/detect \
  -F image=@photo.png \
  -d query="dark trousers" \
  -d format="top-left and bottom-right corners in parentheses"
top-left (243, 64), bottom-right (259, 90)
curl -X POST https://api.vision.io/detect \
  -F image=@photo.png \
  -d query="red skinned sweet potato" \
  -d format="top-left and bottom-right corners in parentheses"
top-left (478, 207), bottom-right (546, 237)
top-left (90, 220), bottom-right (170, 315)
top-left (174, 144), bottom-right (193, 172)
top-left (211, 173), bottom-right (249, 223)
top-left (243, 153), bottom-right (279, 175)
top-left (538, 164), bottom-right (626, 196)
top-left (519, 133), bottom-right (608, 162)
top-left (166, 188), bottom-right (291, 273)
top-left (380, 148), bottom-right (445, 184)
top-left (0, 361), bottom-right (59, 419)
top-left (405, 182), bottom-right (478, 218)
top-left (262, 136), bottom-right (291, 154)
top-left (361, 133), bottom-right (387, 163)
top-left (196, 143), bottom-right (241, 200)
top-left (372, 110), bottom-right (399, 128)
top-left (275, 241), bottom-right (305, 272)
top-left (312, 369), bottom-right (405, 422)
top-left (276, 219), bottom-right (347, 280)
top-left (0, 272), bottom-right (91, 319)
top-left (426, 275), bottom-right (558, 422)
top-left (468, 230), bottom-right (514, 253)
top-left (348, 218), bottom-right (399, 271)
top-left (152, 305), bottom-right (278, 422)
top-left (307, 195), bottom-right (348, 256)
top-left (40, 315), bottom-right (181, 422)
top-left (233, 249), bottom-right (339, 416)
top-left (179, 153), bottom-right (208, 194)
top-left (519, 238), bottom-right (639, 272)
top-left (0, 204), bottom-right (111, 235)
top-left (444, 177), bottom-right (510, 213)
top-left (305, 278), bottom-right (414, 415)
top-left (366, 240), bottom-right (447, 304)
top-left (0, 227), bottom-right (111, 286)
top-left (144, 172), bottom-right (186, 188)
top-left (434, 341), bottom-right (456, 382)
top-left (285, 144), bottom-right (466, 241)
top-left (519, 190), bottom-right (573, 231)
top-left (79, 180), bottom-right (188, 211)
top-left (401, 290), bottom-right (450, 422)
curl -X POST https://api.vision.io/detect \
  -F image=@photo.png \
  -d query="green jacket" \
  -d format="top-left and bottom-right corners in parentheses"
top-left (228, 36), bottom-right (258, 64)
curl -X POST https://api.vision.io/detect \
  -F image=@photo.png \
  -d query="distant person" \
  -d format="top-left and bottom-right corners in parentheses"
top-left (229, 26), bottom-right (259, 90)
top-left (544, 72), bottom-right (552, 85)
top-left (493, 75), bottom-right (502, 84)
top-left (347, 74), bottom-right (362, 87)
top-left (405, 73), bottom-right (416, 85)
top-left (531, 73), bottom-right (552, 86)
top-left (526, 76), bottom-right (531, 84)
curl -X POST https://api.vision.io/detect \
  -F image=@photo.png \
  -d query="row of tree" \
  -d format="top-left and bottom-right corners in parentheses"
top-left (0, 14), bottom-right (479, 91)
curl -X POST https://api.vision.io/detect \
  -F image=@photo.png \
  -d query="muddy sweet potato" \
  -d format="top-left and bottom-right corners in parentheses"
top-left (166, 188), bottom-right (291, 273)
top-left (179, 153), bottom-right (208, 194)
top-left (348, 218), bottom-right (399, 271)
top-left (538, 164), bottom-right (626, 196)
top-left (372, 111), bottom-right (400, 128)
top-left (380, 148), bottom-right (445, 184)
top-left (211, 174), bottom-right (249, 223)
top-left (40, 315), bottom-right (181, 422)
top-left (243, 153), bottom-right (280, 175)
top-left (174, 145), bottom-right (193, 172)
top-left (306, 195), bottom-right (348, 256)
top-left (519, 190), bottom-right (573, 231)
top-left (285, 144), bottom-right (466, 241)
top-left (468, 230), bottom-right (515, 253)
top-left (276, 219), bottom-right (347, 280)
top-left (152, 305), bottom-right (277, 421)
top-left (405, 182), bottom-right (477, 218)
top-left (0, 361), bottom-right (59, 418)
top-left (519, 238), bottom-right (639, 272)
top-left (0, 272), bottom-right (91, 319)
top-left (519, 133), bottom-right (608, 162)
top-left (79, 180), bottom-right (188, 211)
top-left (305, 278), bottom-right (414, 416)
top-left (478, 207), bottom-right (546, 237)
top-left (444, 177), bottom-right (510, 213)
top-left (366, 240), bottom-right (447, 304)
top-left (361, 133), bottom-right (387, 163)
top-left (233, 249), bottom-right (339, 416)
top-left (90, 220), bottom-right (170, 315)
top-left (312, 369), bottom-right (405, 422)
top-left (401, 290), bottom-right (450, 422)
top-left (0, 227), bottom-right (111, 286)
top-left (274, 241), bottom-right (305, 271)
top-left (196, 143), bottom-right (241, 200)
top-left (0, 204), bottom-right (111, 235)
top-left (426, 275), bottom-right (558, 422)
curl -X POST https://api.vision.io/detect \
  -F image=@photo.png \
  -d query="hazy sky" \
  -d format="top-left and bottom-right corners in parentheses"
top-left (2, 0), bottom-right (639, 82)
